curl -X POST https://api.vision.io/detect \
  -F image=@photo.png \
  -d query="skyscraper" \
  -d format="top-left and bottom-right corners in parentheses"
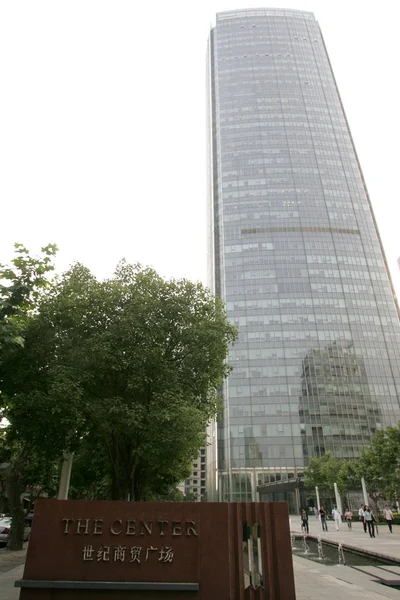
top-left (206, 8), bottom-right (400, 507)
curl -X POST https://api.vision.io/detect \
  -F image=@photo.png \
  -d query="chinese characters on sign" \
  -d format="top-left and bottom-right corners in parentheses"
top-left (82, 545), bottom-right (174, 564)
top-left (63, 516), bottom-right (194, 568)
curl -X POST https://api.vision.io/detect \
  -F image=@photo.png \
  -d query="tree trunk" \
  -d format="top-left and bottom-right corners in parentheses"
top-left (129, 461), bottom-right (137, 501)
top-left (111, 472), bottom-right (121, 500)
top-left (110, 447), bottom-right (129, 501)
top-left (110, 436), bottom-right (121, 500)
top-left (133, 468), bottom-right (142, 501)
top-left (6, 466), bottom-right (26, 551)
top-left (369, 492), bottom-right (380, 512)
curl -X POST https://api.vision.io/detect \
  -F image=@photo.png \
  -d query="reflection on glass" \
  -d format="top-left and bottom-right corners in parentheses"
top-left (299, 342), bottom-right (381, 460)
top-left (242, 522), bottom-right (264, 590)
top-left (242, 522), bottom-right (250, 590)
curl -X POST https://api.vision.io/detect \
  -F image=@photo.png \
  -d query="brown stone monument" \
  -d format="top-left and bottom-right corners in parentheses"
top-left (16, 499), bottom-right (296, 599)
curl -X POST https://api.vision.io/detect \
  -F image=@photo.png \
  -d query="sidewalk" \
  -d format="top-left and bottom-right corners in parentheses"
top-left (0, 565), bottom-right (23, 600)
top-left (0, 547), bottom-right (27, 600)
top-left (0, 547), bottom-right (27, 575)
top-left (290, 515), bottom-right (400, 563)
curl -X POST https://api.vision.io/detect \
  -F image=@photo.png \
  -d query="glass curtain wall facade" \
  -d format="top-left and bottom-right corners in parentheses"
top-left (206, 8), bottom-right (400, 503)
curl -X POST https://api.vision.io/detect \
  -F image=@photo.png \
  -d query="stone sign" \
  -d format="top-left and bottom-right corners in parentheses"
top-left (16, 499), bottom-right (295, 599)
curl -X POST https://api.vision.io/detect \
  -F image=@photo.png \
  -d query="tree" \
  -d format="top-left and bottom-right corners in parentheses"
top-left (5, 261), bottom-right (237, 501)
top-left (304, 451), bottom-right (345, 496)
top-left (0, 243), bottom-right (57, 354)
top-left (183, 492), bottom-right (198, 502)
top-left (0, 436), bottom-right (59, 549)
top-left (304, 426), bottom-right (400, 510)
top-left (146, 486), bottom-right (186, 502)
top-left (357, 425), bottom-right (400, 505)
top-left (336, 460), bottom-right (360, 497)
top-left (67, 436), bottom-right (111, 501)
top-left (0, 243), bottom-right (57, 549)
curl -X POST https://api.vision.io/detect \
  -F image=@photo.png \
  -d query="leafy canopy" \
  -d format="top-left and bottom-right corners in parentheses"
top-left (0, 243), bottom-right (58, 550)
top-left (304, 425), bottom-right (400, 503)
top-left (5, 261), bottom-right (237, 500)
top-left (0, 243), bottom-right (57, 351)
top-left (304, 451), bottom-right (345, 494)
top-left (357, 425), bottom-right (400, 502)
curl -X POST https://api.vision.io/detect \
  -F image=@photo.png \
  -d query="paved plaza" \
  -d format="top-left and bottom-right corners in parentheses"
top-left (292, 515), bottom-right (400, 599)
top-left (290, 515), bottom-right (400, 562)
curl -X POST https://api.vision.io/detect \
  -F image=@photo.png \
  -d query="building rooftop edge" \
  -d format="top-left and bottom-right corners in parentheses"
top-left (216, 8), bottom-right (315, 21)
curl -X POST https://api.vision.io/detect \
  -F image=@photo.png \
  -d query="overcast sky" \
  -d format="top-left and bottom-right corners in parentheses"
top-left (1, 0), bottom-right (399, 296)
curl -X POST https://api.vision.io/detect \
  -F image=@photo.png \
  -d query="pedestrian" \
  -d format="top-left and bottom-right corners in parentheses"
top-left (332, 505), bottom-right (341, 531)
top-left (319, 505), bottom-right (328, 532)
top-left (363, 505), bottom-right (375, 538)
top-left (344, 507), bottom-right (353, 529)
top-left (313, 506), bottom-right (319, 519)
top-left (301, 508), bottom-right (309, 534)
top-left (383, 505), bottom-right (394, 533)
top-left (359, 504), bottom-right (367, 533)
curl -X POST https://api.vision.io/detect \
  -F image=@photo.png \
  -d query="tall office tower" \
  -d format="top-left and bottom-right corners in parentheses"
top-left (206, 8), bottom-right (400, 508)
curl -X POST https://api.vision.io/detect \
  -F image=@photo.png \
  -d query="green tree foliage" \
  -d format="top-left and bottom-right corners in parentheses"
top-left (0, 243), bottom-right (57, 353)
top-left (145, 486), bottom-right (186, 502)
top-left (304, 451), bottom-right (347, 496)
top-left (357, 425), bottom-right (400, 504)
top-left (66, 436), bottom-right (111, 501)
top-left (0, 244), bottom-right (58, 550)
top-left (182, 492), bottom-right (198, 502)
top-left (5, 261), bottom-right (237, 501)
top-left (304, 426), bottom-right (400, 507)
top-left (336, 460), bottom-right (360, 497)
top-left (0, 437), bottom-right (59, 545)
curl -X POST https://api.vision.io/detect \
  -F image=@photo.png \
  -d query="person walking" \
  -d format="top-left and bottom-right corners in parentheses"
top-left (313, 506), bottom-right (319, 519)
top-left (384, 505), bottom-right (394, 533)
top-left (332, 505), bottom-right (341, 531)
top-left (301, 508), bottom-right (309, 534)
top-left (319, 505), bottom-right (328, 532)
top-left (363, 505), bottom-right (375, 538)
top-left (344, 508), bottom-right (353, 529)
top-left (359, 504), bottom-right (367, 533)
